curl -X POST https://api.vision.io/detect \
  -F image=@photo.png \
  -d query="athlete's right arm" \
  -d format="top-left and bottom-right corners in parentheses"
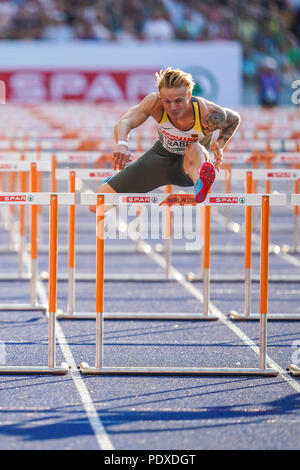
top-left (113, 93), bottom-right (160, 170)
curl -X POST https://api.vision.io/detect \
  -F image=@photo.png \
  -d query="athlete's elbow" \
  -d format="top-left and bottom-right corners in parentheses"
top-left (114, 118), bottom-right (132, 137)
top-left (235, 111), bottom-right (241, 125)
top-left (231, 110), bottom-right (241, 126)
top-left (228, 111), bottom-right (241, 131)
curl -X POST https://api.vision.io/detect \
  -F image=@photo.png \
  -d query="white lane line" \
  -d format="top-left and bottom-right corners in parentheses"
top-left (0, 340), bottom-right (6, 365)
top-left (22, 250), bottom-right (114, 451)
top-left (8, 220), bottom-right (114, 450)
top-left (126, 221), bottom-right (300, 394)
top-left (280, 252), bottom-right (300, 268)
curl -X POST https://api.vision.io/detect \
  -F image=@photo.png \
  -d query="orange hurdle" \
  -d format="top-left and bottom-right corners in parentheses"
top-left (30, 162), bottom-right (38, 305)
top-left (293, 163), bottom-right (300, 252)
top-left (164, 184), bottom-right (172, 279)
top-left (0, 192), bottom-right (72, 375)
top-left (19, 155), bottom-right (27, 276)
top-left (95, 194), bottom-right (105, 369)
top-left (67, 171), bottom-right (76, 315)
top-left (203, 204), bottom-right (210, 316)
top-left (244, 171), bottom-right (253, 317)
top-left (79, 192), bottom-right (278, 377)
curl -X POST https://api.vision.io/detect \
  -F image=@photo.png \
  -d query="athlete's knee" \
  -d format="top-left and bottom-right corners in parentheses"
top-left (184, 143), bottom-right (205, 168)
top-left (185, 142), bottom-right (208, 161)
top-left (88, 182), bottom-right (117, 214)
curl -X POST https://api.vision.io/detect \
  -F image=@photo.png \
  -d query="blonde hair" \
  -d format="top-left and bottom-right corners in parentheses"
top-left (155, 67), bottom-right (195, 94)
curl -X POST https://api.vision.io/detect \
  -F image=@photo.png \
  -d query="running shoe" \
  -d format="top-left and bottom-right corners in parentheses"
top-left (103, 176), bottom-right (113, 184)
top-left (194, 161), bottom-right (215, 203)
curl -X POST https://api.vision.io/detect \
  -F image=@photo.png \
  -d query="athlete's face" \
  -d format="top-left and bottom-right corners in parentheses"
top-left (159, 86), bottom-right (191, 119)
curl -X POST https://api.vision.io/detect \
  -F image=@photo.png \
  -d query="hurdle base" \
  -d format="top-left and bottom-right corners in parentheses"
top-left (155, 244), bottom-right (276, 255)
top-left (0, 362), bottom-right (70, 375)
top-left (41, 272), bottom-right (177, 282)
top-left (188, 273), bottom-right (300, 283)
top-left (230, 311), bottom-right (300, 321)
top-left (57, 311), bottom-right (219, 320)
top-left (0, 273), bottom-right (31, 281)
top-left (38, 243), bottom-right (143, 255)
top-left (0, 303), bottom-right (47, 312)
top-left (281, 246), bottom-right (300, 255)
top-left (79, 363), bottom-right (278, 376)
top-left (287, 364), bottom-right (300, 376)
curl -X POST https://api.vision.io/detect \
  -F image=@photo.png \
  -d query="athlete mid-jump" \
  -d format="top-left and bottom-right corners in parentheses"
top-left (90, 67), bottom-right (240, 211)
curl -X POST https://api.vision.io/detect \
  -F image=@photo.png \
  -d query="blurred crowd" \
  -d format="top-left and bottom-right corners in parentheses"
top-left (0, 0), bottom-right (299, 101)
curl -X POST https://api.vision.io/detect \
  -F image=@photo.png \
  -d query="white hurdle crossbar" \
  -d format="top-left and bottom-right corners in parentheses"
top-left (79, 192), bottom-right (278, 376)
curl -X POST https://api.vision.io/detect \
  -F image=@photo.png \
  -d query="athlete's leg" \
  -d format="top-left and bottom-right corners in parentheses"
top-left (182, 142), bottom-right (209, 182)
top-left (182, 142), bottom-right (215, 203)
top-left (88, 181), bottom-right (117, 214)
top-left (89, 142), bottom-right (173, 213)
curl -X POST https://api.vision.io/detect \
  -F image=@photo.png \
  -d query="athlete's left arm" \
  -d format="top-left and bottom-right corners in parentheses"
top-left (215, 107), bottom-right (241, 150)
top-left (202, 103), bottom-right (241, 148)
top-left (201, 102), bottom-right (241, 170)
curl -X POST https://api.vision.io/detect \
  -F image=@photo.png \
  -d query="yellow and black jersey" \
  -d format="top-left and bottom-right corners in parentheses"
top-left (158, 97), bottom-right (205, 155)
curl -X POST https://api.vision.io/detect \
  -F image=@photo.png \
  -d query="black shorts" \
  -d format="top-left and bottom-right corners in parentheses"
top-left (108, 140), bottom-right (194, 193)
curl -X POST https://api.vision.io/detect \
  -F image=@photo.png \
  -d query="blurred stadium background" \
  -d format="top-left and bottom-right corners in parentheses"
top-left (0, 0), bottom-right (299, 106)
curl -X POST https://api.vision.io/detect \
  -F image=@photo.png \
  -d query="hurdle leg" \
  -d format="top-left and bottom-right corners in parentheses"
top-left (26, 164), bottom-right (46, 311)
top-left (95, 195), bottom-right (105, 368)
top-left (203, 205), bottom-right (210, 316)
top-left (224, 163), bottom-right (232, 228)
top-left (47, 194), bottom-right (69, 373)
top-left (244, 173), bottom-right (253, 317)
top-left (67, 172), bottom-right (76, 315)
top-left (18, 163), bottom-right (27, 277)
top-left (230, 172), bottom-right (253, 320)
top-left (251, 157), bottom-right (259, 230)
top-left (164, 185), bottom-right (172, 279)
top-left (8, 171), bottom-right (17, 250)
top-left (293, 166), bottom-right (299, 253)
top-left (135, 205), bottom-right (142, 252)
top-left (287, 364), bottom-right (300, 376)
top-left (19, 204), bottom-right (26, 277)
top-left (259, 197), bottom-right (269, 368)
top-left (30, 163), bottom-right (38, 305)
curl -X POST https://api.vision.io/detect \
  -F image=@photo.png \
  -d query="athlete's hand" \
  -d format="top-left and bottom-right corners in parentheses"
top-left (113, 144), bottom-right (131, 170)
top-left (211, 141), bottom-right (223, 171)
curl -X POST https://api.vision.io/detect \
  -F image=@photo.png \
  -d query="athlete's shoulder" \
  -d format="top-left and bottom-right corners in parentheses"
top-left (197, 97), bottom-right (240, 119)
top-left (139, 92), bottom-right (163, 120)
top-left (193, 97), bottom-right (240, 135)
top-left (139, 92), bottom-right (160, 109)
top-left (196, 96), bottom-right (226, 116)
top-left (195, 97), bottom-right (227, 134)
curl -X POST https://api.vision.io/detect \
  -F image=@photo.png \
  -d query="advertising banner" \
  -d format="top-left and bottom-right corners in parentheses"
top-left (0, 41), bottom-right (242, 106)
